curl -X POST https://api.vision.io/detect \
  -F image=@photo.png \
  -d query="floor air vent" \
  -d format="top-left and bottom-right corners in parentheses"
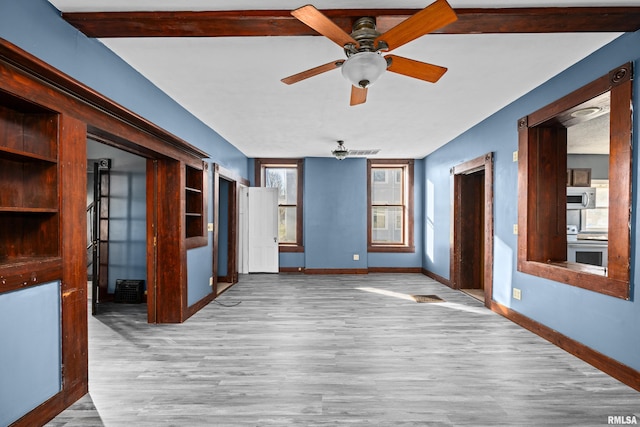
top-left (412, 294), bottom-right (444, 303)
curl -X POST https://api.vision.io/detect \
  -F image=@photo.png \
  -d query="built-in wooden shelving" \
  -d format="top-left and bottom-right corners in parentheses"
top-left (0, 91), bottom-right (61, 283)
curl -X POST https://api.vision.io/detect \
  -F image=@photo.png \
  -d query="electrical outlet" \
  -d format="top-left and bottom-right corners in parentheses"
top-left (513, 288), bottom-right (522, 300)
top-left (353, 254), bottom-right (360, 261)
top-left (207, 223), bottom-right (214, 232)
top-left (513, 224), bottom-right (518, 235)
top-left (513, 151), bottom-right (518, 162)
top-left (209, 277), bottom-right (213, 286)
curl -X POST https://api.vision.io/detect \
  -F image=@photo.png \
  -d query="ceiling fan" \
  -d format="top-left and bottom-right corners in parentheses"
top-left (281, 0), bottom-right (458, 106)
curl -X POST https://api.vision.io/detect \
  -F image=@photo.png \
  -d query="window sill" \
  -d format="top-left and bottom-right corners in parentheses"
top-left (368, 245), bottom-right (415, 253)
top-left (517, 259), bottom-right (628, 300)
top-left (279, 244), bottom-right (304, 253)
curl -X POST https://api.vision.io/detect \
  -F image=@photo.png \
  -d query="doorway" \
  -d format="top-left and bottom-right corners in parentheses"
top-left (451, 153), bottom-right (494, 307)
top-left (213, 164), bottom-right (248, 296)
top-left (87, 158), bottom-right (110, 315)
top-left (86, 139), bottom-right (148, 315)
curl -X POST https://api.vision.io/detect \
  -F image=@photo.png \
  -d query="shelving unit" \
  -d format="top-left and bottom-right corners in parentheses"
top-left (0, 92), bottom-right (60, 283)
top-left (185, 164), bottom-right (206, 246)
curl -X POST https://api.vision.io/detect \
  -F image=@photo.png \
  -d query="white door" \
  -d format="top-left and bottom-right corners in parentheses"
top-left (238, 185), bottom-right (249, 274)
top-left (248, 187), bottom-right (279, 273)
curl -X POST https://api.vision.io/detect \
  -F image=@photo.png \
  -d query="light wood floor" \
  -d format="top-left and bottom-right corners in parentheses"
top-left (48, 274), bottom-right (639, 426)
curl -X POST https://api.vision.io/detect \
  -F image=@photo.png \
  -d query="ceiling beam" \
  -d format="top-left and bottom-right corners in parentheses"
top-left (62, 8), bottom-right (640, 38)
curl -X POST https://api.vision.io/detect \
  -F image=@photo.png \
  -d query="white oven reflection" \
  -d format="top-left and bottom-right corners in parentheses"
top-left (566, 224), bottom-right (608, 268)
top-left (567, 241), bottom-right (608, 267)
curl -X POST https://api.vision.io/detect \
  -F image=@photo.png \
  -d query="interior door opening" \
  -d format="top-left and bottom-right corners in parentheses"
top-left (459, 170), bottom-right (485, 300)
top-left (216, 176), bottom-right (237, 294)
top-left (86, 138), bottom-right (148, 316)
top-left (451, 153), bottom-right (494, 307)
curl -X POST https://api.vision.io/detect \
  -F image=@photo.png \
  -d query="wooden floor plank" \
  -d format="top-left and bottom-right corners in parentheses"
top-left (48, 274), bottom-right (639, 426)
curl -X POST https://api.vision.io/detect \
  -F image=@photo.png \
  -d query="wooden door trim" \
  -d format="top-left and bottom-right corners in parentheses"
top-left (450, 153), bottom-right (494, 308)
top-left (213, 164), bottom-right (244, 293)
top-left (146, 159), bottom-right (158, 323)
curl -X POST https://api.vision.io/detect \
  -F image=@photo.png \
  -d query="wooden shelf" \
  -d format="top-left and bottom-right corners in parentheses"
top-left (0, 207), bottom-right (58, 213)
top-left (0, 145), bottom-right (57, 163)
top-left (0, 256), bottom-right (62, 293)
top-left (0, 255), bottom-right (61, 269)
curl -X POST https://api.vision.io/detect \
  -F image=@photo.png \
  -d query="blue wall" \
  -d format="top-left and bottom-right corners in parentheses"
top-left (304, 158), bottom-right (369, 269)
top-left (0, 282), bottom-right (61, 426)
top-left (278, 157), bottom-right (424, 270)
top-left (423, 30), bottom-right (640, 371)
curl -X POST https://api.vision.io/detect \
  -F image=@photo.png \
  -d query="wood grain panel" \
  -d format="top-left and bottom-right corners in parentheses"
top-left (607, 74), bottom-right (632, 282)
top-left (155, 159), bottom-right (185, 323)
top-left (58, 114), bottom-right (88, 397)
top-left (61, 7), bottom-right (640, 38)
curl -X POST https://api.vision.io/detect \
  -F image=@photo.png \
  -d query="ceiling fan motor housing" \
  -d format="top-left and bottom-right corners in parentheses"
top-left (341, 17), bottom-right (388, 88)
top-left (349, 17), bottom-right (380, 53)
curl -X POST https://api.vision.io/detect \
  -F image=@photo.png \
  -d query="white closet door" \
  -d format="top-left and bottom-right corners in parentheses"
top-left (248, 187), bottom-right (279, 273)
top-left (238, 186), bottom-right (249, 274)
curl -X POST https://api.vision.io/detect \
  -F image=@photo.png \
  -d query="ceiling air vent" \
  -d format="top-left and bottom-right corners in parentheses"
top-left (348, 149), bottom-right (380, 157)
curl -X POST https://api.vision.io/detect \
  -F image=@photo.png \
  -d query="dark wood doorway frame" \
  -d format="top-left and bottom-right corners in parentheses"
top-left (212, 164), bottom-right (249, 296)
top-left (450, 153), bottom-right (494, 307)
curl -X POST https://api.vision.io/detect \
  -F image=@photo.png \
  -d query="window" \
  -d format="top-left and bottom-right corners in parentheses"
top-left (517, 63), bottom-right (632, 299)
top-left (368, 159), bottom-right (414, 252)
top-left (255, 159), bottom-right (303, 252)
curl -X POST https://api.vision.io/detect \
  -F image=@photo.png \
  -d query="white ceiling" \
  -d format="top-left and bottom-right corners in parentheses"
top-left (48, 1), bottom-right (636, 159)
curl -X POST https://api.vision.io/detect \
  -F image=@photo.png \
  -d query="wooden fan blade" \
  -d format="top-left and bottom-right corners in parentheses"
top-left (375, 0), bottom-right (457, 51)
top-left (292, 5), bottom-right (359, 48)
top-left (386, 55), bottom-right (447, 83)
top-left (281, 60), bottom-right (344, 85)
top-left (350, 85), bottom-right (367, 106)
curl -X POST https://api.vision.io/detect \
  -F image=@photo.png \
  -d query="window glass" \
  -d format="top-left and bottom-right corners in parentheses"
top-left (372, 167), bottom-right (402, 204)
top-left (279, 205), bottom-right (297, 243)
top-left (266, 167), bottom-right (297, 205)
top-left (372, 206), bottom-right (403, 243)
top-left (368, 160), bottom-right (414, 252)
top-left (265, 167), bottom-right (297, 244)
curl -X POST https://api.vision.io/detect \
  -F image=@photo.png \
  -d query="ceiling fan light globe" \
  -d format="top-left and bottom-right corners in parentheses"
top-left (332, 149), bottom-right (348, 160)
top-left (332, 141), bottom-right (349, 160)
top-left (341, 51), bottom-right (387, 88)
